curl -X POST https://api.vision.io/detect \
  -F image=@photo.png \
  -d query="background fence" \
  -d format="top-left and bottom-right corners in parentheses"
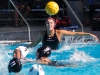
top-left (0, 0), bottom-right (100, 42)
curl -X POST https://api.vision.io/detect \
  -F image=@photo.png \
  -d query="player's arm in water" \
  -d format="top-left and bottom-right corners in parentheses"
top-left (28, 58), bottom-right (77, 68)
top-left (29, 46), bottom-right (77, 67)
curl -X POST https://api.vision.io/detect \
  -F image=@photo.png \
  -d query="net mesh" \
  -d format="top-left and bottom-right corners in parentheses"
top-left (0, 0), bottom-right (100, 43)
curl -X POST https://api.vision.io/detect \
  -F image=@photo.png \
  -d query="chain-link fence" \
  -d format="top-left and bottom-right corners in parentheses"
top-left (0, 0), bottom-right (100, 42)
top-left (0, 0), bottom-right (50, 42)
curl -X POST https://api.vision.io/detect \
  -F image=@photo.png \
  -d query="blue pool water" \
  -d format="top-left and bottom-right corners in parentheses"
top-left (0, 39), bottom-right (100, 75)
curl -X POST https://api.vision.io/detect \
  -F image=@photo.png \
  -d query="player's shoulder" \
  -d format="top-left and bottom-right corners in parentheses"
top-left (56, 29), bottom-right (66, 33)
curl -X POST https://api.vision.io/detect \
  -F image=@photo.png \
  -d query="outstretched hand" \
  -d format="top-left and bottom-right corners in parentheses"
top-left (90, 34), bottom-right (100, 43)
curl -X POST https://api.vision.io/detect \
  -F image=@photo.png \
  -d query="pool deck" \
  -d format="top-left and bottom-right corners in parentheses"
top-left (0, 25), bottom-right (100, 42)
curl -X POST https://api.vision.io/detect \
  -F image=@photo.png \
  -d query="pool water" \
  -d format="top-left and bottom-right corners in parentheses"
top-left (0, 40), bottom-right (100, 75)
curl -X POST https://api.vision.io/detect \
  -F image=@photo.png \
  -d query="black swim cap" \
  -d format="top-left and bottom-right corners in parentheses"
top-left (37, 46), bottom-right (51, 59)
top-left (8, 58), bottom-right (22, 73)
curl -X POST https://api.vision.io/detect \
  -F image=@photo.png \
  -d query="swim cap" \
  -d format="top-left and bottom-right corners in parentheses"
top-left (8, 58), bottom-right (22, 73)
top-left (16, 46), bottom-right (28, 58)
top-left (37, 46), bottom-right (51, 59)
top-left (28, 64), bottom-right (45, 75)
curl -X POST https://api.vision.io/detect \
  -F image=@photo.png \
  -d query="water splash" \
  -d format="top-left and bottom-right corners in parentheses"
top-left (59, 36), bottom-right (99, 49)
top-left (0, 44), bottom-right (10, 74)
top-left (69, 49), bottom-right (96, 63)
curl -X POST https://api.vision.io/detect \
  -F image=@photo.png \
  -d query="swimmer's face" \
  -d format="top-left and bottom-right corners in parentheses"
top-left (13, 49), bottom-right (21, 59)
top-left (46, 18), bottom-right (56, 31)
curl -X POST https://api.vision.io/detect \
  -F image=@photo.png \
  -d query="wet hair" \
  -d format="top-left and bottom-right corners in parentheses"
top-left (46, 17), bottom-right (56, 22)
top-left (45, 17), bottom-right (56, 27)
top-left (8, 58), bottom-right (22, 73)
top-left (37, 46), bottom-right (51, 59)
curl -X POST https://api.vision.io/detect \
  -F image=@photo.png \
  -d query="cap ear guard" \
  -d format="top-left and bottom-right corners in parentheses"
top-left (42, 46), bottom-right (51, 54)
top-left (8, 58), bottom-right (22, 73)
top-left (28, 64), bottom-right (45, 75)
top-left (37, 46), bottom-right (51, 59)
top-left (17, 46), bottom-right (28, 58)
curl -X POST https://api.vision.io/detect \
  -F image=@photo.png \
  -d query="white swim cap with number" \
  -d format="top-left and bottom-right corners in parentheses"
top-left (16, 46), bottom-right (28, 58)
top-left (28, 64), bottom-right (45, 75)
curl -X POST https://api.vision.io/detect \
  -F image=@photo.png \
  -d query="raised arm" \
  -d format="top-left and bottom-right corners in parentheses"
top-left (27, 33), bottom-right (43, 48)
top-left (57, 30), bottom-right (99, 42)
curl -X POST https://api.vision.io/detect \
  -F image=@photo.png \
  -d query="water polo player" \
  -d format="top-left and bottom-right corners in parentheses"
top-left (8, 58), bottom-right (22, 73)
top-left (28, 17), bottom-right (99, 50)
top-left (36, 46), bottom-right (76, 67)
top-left (8, 46), bottom-right (29, 73)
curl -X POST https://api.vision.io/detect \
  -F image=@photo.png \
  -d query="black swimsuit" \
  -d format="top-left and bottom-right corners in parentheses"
top-left (48, 61), bottom-right (74, 67)
top-left (42, 32), bottom-right (59, 50)
top-left (48, 61), bottom-right (67, 66)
